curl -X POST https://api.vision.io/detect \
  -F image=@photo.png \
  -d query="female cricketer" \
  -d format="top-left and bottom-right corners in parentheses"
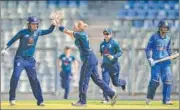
top-left (145, 20), bottom-right (173, 105)
top-left (1, 16), bottom-right (57, 106)
top-left (58, 21), bottom-right (118, 106)
top-left (57, 46), bottom-right (77, 99)
top-left (100, 28), bottom-right (126, 103)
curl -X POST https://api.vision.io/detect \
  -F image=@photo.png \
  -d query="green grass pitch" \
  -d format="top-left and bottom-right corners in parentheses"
top-left (1, 100), bottom-right (179, 109)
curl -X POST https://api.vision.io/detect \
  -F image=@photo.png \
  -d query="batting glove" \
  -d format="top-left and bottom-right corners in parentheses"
top-left (148, 58), bottom-right (155, 66)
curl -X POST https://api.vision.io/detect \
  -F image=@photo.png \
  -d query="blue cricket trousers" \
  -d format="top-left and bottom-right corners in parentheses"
top-left (147, 60), bottom-right (172, 103)
top-left (79, 53), bottom-right (115, 104)
top-left (101, 63), bottom-right (126, 101)
top-left (60, 71), bottom-right (71, 99)
top-left (9, 56), bottom-right (43, 105)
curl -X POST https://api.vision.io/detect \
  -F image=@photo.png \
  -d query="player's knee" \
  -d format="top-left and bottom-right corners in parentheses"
top-left (165, 80), bottom-right (172, 85)
top-left (91, 73), bottom-right (99, 82)
top-left (150, 79), bottom-right (160, 87)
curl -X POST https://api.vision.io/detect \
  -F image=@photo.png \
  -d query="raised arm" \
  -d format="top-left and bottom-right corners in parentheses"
top-left (59, 26), bottom-right (74, 38)
top-left (58, 20), bottom-right (86, 39)
top-left (39, 25), bottom-right (55, 36)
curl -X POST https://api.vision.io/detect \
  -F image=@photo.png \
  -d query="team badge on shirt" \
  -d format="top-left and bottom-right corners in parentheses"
top-left (28, 37), bottom-right (34, 46)
top-left (25, 35), bottom-right (29, 38)
top-left (103, 48), bottom-right (109, 54)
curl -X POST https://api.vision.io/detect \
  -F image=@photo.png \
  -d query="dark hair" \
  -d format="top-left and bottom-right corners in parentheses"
top-left (65, 46), bottom-right (71, 50)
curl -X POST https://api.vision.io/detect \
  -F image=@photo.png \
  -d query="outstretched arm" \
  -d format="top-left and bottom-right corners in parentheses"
top-left (1, 31), bottom-right (21, 55)
top-left (39, 24), bottom-right (55, 36)
top-left (6, 31), bottom-right (21, 48)
top-left (59, 26), bottom-right (74, 38)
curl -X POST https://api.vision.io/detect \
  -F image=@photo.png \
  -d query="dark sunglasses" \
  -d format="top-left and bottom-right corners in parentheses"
top-left (103, 33), bottom-right (110, 35)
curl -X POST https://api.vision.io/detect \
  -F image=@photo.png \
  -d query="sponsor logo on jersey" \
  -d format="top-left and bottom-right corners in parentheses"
top-left (24, 35), bottom-right (29, 38)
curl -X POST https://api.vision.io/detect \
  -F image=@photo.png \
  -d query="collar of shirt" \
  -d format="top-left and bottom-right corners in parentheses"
top-left (104, 38), bottom-right (113, 44)
top-left (27, 28), bottom-right (37, 33)
top-left (158, 32), bottom-right (167, 39)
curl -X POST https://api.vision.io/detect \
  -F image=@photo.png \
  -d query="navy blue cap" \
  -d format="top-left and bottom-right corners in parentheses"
top-left (103, 28), bottom-right (112, 34)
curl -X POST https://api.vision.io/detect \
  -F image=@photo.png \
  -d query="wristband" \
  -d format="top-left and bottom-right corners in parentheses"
top-left (59, 26), bottom-right (65, 32)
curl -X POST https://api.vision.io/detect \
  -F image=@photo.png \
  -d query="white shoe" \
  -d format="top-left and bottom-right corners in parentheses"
top-left (38, 102), bottom-right (45, 106)
top-left (146, 98), bottom-right (151, 105)
top-left (9, 100), bottom-right (16, 106)
top-left (111, 92), bottom-right (118, 106)
top-left (71, 101), bottom-right (87, 106)
top-left (101, 99), bottom-right (110, 104)
top-left (163, 101), bottom-right (173, 105)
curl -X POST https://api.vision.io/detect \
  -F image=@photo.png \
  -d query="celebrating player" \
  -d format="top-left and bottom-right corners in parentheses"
top-left (1, 16), bottom-right (57, 106)
top-left (100, 28), bottom-right (126, 103)
top-left (57, 46), bottom-right (77, 99)
top-left (145, 20), bottom-right (173, 105)
top-left (57, 20), bottom-right (118, 106)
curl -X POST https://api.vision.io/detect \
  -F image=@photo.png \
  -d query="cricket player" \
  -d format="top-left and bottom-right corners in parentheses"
top-left (57, 46), bottom-right (77, 99)
top-left (100, 28), bottom-right (126, 103)
top-left (58, 20), bottom-right (118, 106)
top-left (1, 16), bottom-right (57, 106)
top-left (145, 20), bottom-right (173, 105)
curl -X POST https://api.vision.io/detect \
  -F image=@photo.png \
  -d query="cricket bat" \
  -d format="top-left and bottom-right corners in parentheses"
top-left (154, 53), bottom-right (179, 64)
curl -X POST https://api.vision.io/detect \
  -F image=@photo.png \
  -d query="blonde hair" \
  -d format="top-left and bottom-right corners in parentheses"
top-left (76, 20), bottom-right (88, 30)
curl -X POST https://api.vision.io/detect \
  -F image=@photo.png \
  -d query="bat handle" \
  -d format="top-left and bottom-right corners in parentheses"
top-left (153, 60), bottom-right (159, 64)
